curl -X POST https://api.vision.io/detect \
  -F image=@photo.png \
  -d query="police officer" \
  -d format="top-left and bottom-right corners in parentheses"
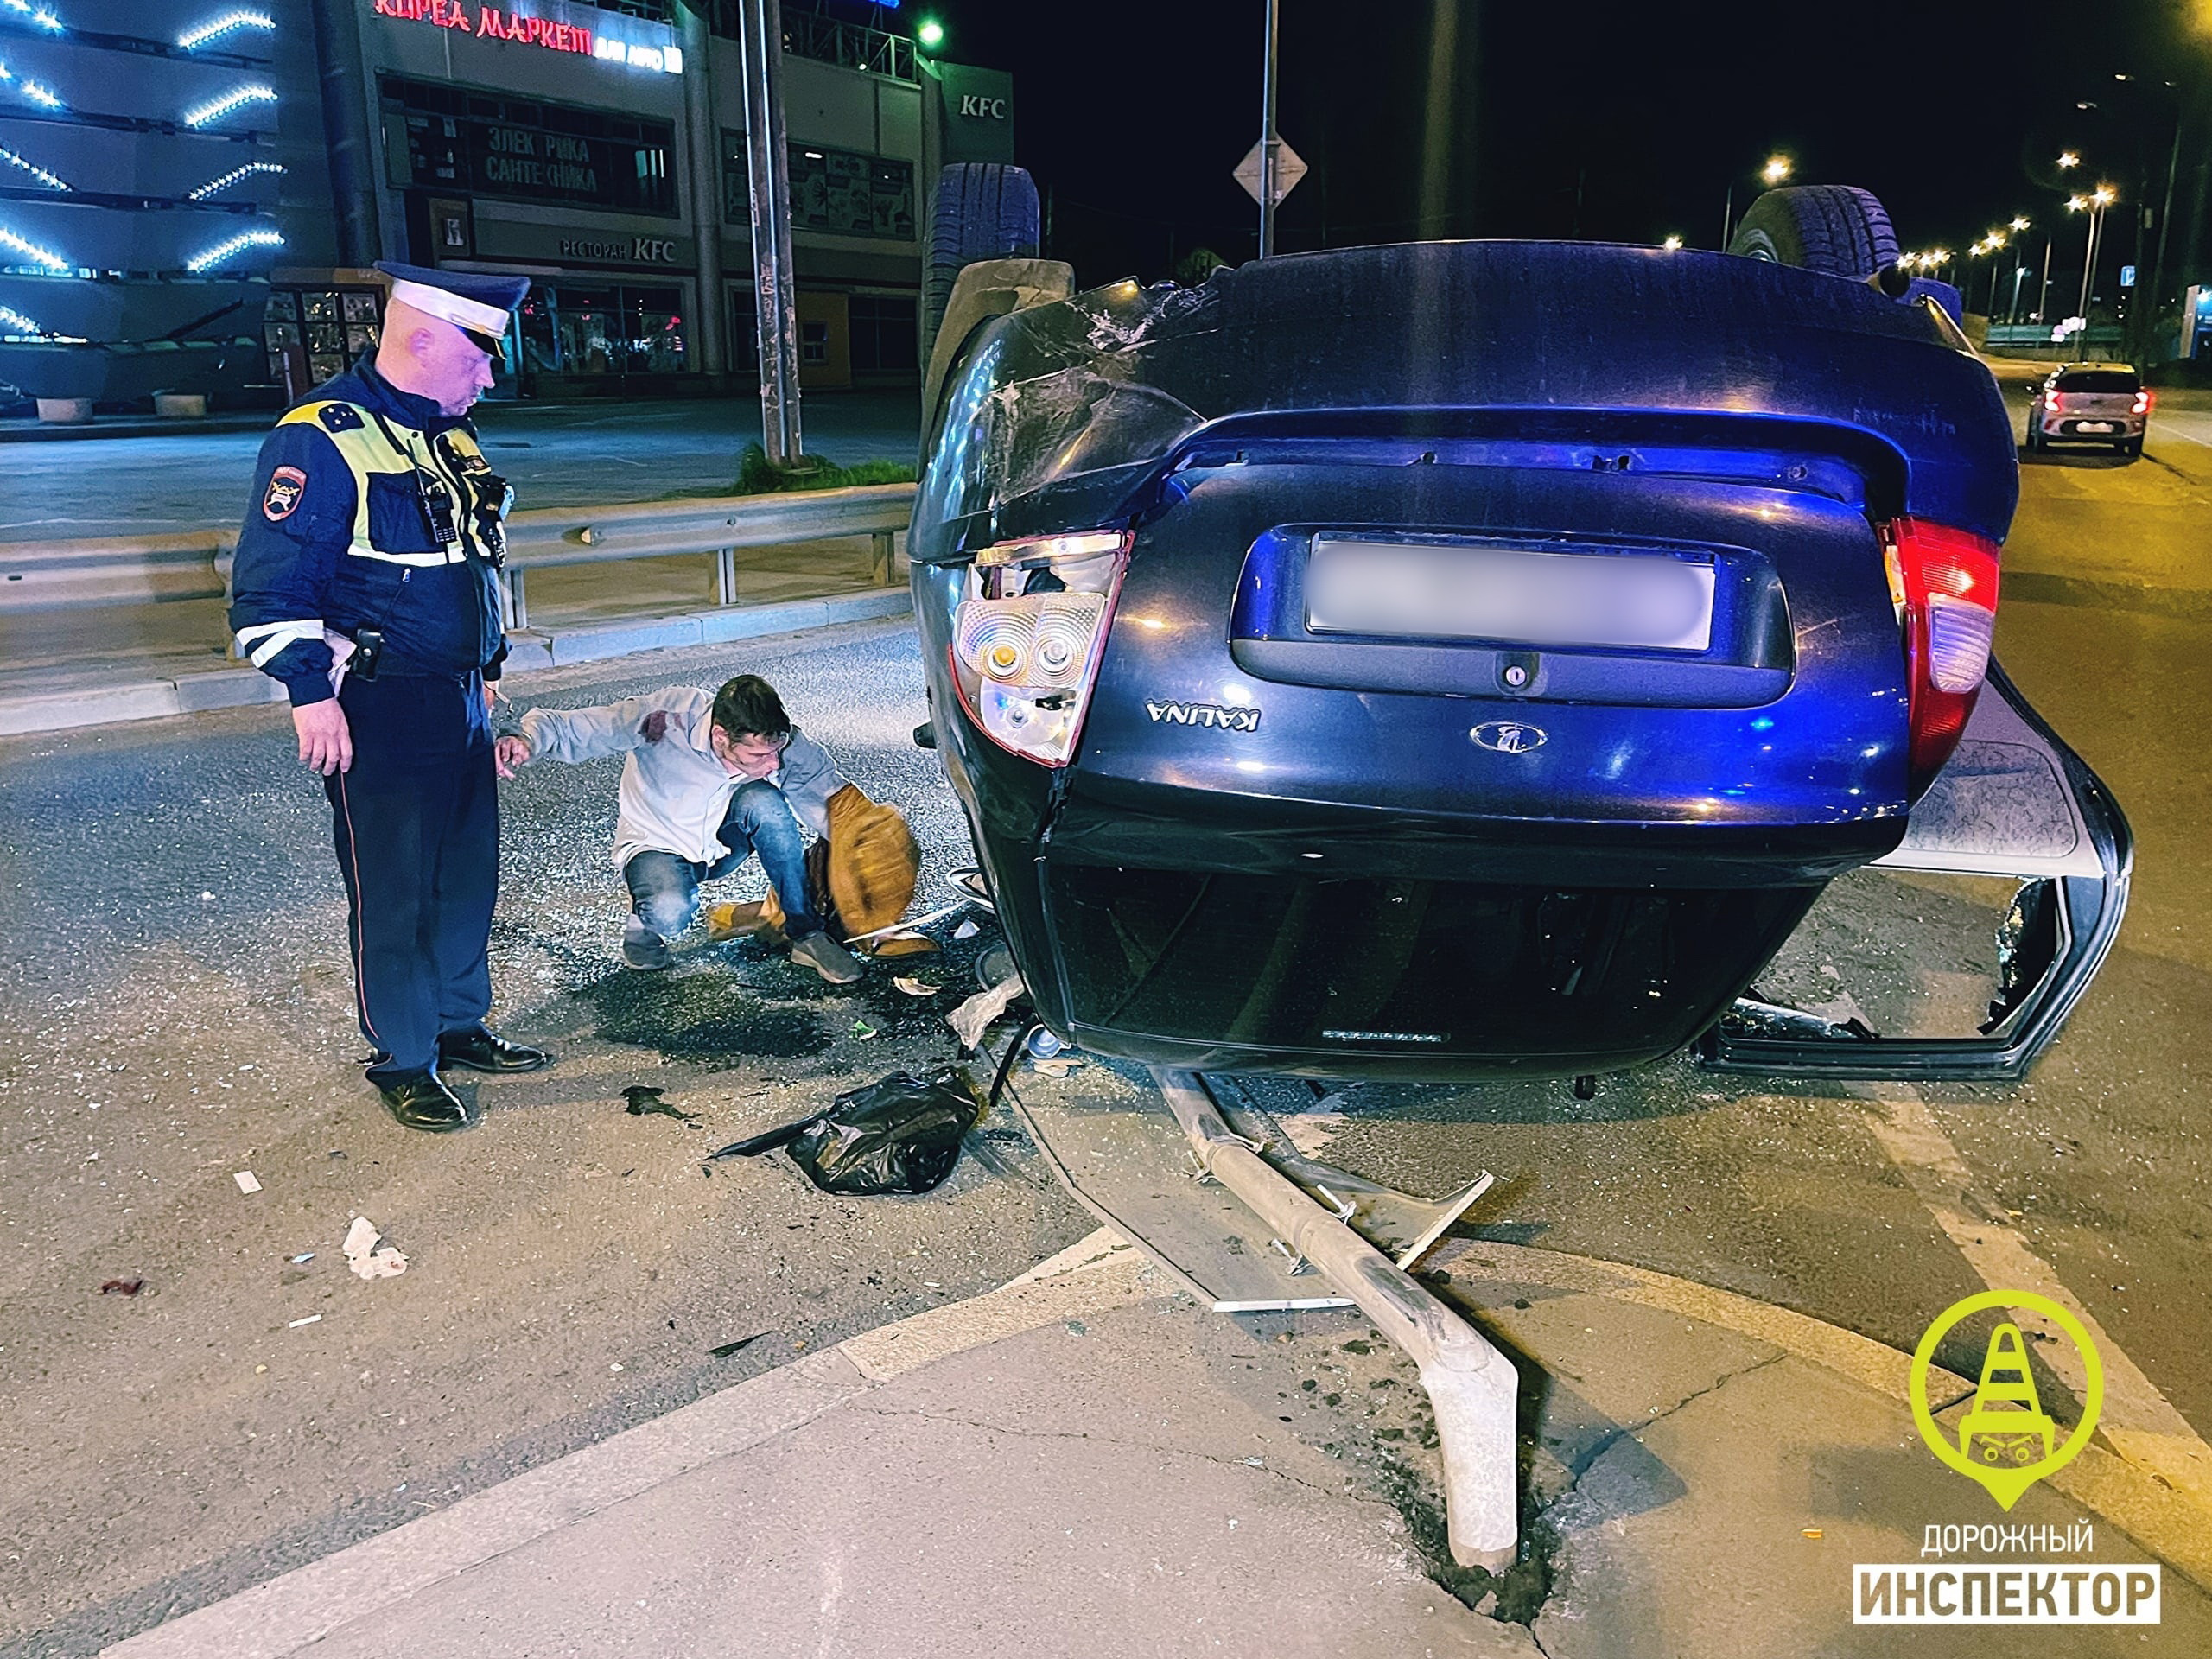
top-left (229, 263), bottom-right (552, 1132)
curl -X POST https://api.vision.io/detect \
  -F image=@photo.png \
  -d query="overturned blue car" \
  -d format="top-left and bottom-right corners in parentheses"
top-left (909, 175), bottom-right (2130, 1085)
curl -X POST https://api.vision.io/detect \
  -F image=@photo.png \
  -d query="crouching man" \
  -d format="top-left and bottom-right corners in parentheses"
top-left (494, 674), bottom-right (863, 985)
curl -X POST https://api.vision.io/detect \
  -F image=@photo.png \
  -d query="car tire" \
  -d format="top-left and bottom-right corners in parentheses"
top-left (1727, 184), bottom-right (1900, 280)
top-left (923, 163), bottom-right (1042, 364)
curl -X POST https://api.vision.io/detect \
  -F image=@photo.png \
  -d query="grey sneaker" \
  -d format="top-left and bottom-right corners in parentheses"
top-left (791, 931), bottom-right (862, 985)
top-left (621, 925), bottom-right (675, 971)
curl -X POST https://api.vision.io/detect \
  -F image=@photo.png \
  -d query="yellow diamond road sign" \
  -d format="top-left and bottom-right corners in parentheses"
top-left (1234, 138), bottom-right (1306, 207)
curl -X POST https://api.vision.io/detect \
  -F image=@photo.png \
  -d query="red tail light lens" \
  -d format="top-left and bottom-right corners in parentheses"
top-left (950, 531), bottom-right (1130, 766)
top-left (1884, 518), bottom-right (2001, 797)
top-left (2046, 391), bottom-right (2067, 413)
top-left (2132, 389), bottom-right (2152, 416)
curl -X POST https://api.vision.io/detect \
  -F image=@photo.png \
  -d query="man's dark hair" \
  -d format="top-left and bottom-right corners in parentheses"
top-left (710, 674), bottom-right (791, 742)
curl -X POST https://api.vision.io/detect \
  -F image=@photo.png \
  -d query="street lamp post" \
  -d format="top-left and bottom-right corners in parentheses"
top-left (1719, 154), bottom-right (1790, 249)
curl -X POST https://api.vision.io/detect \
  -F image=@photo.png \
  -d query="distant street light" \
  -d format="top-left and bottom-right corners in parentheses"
top-left (2057, 150), bottom-right (2081, 170)
top-left (1720, 151), bottom-right (1794, 248)
top-left (916, 16), bottom-right (944, 49)
top-left (2069, 184), bottom-right (2119, 359)
top-left (1661, 234), bottom-right (1684, 251)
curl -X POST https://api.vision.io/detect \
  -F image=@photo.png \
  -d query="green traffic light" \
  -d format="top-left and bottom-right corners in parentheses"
top-left (917, 17), bottom-right (944, 48)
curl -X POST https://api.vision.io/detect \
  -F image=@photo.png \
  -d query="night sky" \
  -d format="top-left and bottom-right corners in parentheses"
top-left (905, 0), bottom-right (2210, 302)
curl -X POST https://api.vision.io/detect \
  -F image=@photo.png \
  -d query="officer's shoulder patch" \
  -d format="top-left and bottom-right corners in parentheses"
top-left (263, 465), bottom-right (308, 522)
top-left (315, 402), bottom-right (365, 434)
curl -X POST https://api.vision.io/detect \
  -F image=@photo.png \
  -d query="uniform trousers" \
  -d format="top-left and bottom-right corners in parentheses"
top-left (325, 671), bottom-right (498, 1080)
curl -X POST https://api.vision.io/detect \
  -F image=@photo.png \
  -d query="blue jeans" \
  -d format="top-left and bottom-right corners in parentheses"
top-left (622, 780), bottom-right (822, 944)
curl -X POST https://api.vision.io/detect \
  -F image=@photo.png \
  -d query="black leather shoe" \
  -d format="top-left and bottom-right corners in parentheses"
top-left (375, 1068), bottom-right (474, 1133)
top-left (438, 1027), bottom-right (553, 1073)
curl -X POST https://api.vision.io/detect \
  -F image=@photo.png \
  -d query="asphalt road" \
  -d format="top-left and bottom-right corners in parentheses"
top-left (2, 421), bottom-right (2208, 1654)
top-left (0, 391), bottom-right (920, 545)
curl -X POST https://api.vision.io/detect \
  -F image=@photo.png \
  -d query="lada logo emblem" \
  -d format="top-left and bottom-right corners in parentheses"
top-left (1146, 700), bottom-right (1261, 732)
top-left (1470, 721), bottom-right (1547, 753)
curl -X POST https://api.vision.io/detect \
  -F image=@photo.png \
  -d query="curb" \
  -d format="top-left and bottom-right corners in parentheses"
top-left (0, 588), bottom-right (914, 741)
top-left (99, 1230), bottom-right (1157, 1659)
top-left (93, 1230), bottom-right (2212, 1656)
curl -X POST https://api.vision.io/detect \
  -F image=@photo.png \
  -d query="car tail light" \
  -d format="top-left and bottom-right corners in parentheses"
top-left (2046, 391), bottom-right (2067, 413)
top-left (950, 530), bottom-right (1129, 766)
top-left (2133, 389), bottom-right (2152, 416)
top-left (1882, 518), bottom-right (2001, 796)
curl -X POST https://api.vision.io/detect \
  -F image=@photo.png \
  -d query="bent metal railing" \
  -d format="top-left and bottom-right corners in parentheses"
top-left (0, 482), bottom-right (917, 637)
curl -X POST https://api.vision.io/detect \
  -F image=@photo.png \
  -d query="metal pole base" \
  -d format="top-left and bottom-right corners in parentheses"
top-left (1154, 1070), bottom-right (1520, 1572)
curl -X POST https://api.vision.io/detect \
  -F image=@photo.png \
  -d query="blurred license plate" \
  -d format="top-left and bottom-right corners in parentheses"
top-left (1305, 536), bottom-right (1716, 652)
top-left (2076, 421), bottom-right (2115, 432)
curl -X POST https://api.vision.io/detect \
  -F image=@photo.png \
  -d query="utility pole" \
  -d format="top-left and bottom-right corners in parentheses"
top-left (677, 2), bottom-right (726, 387)
top-left (2149, 113), bottom-right (2183, 363)
top-left (1257, 0), bottom-right (1281, 257)
top-left (736, 0), bottom-right (803, 463)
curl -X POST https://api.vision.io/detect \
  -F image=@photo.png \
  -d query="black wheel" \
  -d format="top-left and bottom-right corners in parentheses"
top-left (922, 163), bottom-right (1041, 361)
top-left (1727, 185), bottom-right (1900, 280)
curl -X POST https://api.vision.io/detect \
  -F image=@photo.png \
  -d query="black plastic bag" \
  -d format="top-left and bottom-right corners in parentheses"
top-left (711, 1071), bottom-right (981, 1196)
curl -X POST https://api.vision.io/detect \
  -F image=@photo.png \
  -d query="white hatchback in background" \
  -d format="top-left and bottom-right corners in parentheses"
top-left (2027, 363), bottom-right (2152, 456)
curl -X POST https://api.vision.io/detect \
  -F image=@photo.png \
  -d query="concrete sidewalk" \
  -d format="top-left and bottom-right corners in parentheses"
top-left (99, 1230), bottom-right (2212, 1659)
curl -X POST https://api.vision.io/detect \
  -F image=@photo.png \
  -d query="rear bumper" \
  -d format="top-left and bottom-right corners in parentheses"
top-left (2036, 414), bottom-right (2145, 440)
top-left (977, 787), bottom-right (1894, 1082)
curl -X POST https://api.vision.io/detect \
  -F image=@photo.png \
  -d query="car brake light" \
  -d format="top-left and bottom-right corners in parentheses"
top-left (2133, 389), bottom-right (2152, 416)
top-left (950, 531), bottom-right (1129, 766)
top-left (2046, 391), bottom-right (2066, 413)
top-left (1882, 518), bottom-right (2001, 797)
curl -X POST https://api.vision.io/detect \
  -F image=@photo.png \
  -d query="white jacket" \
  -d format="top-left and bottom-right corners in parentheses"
top-left (517, 685), bottom-right (845, 872)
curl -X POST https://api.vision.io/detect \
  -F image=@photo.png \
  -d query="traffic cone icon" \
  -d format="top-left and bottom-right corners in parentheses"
top-left (1955, 1323), bottom-right (2059, 1505)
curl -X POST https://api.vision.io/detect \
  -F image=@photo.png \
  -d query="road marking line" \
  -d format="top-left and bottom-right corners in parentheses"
top-left (1856, 1081), bottom-right (2212, 1508)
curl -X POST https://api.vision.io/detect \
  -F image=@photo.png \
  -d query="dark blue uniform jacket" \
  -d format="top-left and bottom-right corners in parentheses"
top-left (229, 359), bottom-right (508, 707)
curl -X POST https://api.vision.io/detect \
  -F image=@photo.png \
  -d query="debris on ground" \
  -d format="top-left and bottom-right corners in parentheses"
top-left (288, 1252), bottom-right (315, 1265)
top-left (948, 973), bottom-right (1025, 1050)
top-left (622, 1084), bottom-right (702, 1126)
top-left (709, 1332), bottom-right (770, 1358)
top-left (232, 1171), bottom-right (262, 1195)
top-left (1031, 1056), bottom-right (1083, 1078)
top-left (869, 934), bottom-right (939, 958)
top-left (99, 1278), bottom-right (143, 1297)
top-left (343, 1216), bottom-right (409, 1281)
top-left (953, 918), bottom-right (981, 941)
top-left (850, 1020), bottom-right (878, 1040)
top-left (709, 1071), bottom-right (981, 1196)
top-left (288, 1314), bottom-right (322, 1329)
top-left (893, 976), bottom-right (939, 997)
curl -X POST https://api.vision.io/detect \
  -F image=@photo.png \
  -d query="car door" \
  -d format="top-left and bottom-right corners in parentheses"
top-left (1699, 661), bottom-right (2131, 1080)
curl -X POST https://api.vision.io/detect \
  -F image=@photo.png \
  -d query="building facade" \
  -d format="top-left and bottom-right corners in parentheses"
top-left (0, 0), bottom-right (1013, 409)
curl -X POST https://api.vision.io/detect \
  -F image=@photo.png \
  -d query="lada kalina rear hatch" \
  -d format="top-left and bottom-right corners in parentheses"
top-left (909, 241), bottom-right (2129, 1083)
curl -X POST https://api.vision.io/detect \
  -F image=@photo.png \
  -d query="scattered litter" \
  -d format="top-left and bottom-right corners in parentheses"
top-left (893, 976), bottom-right (939, 998)
top-left (948, 972), bottom-right (1025, 1049)
top-left (871, 934), bottom-right (938, 958)
top-left (953, 918), bottom-right (981, 941)
top-left (256, 1363), bottom-right (267, 1374)
top-left (1031, 1057), bottom-right (1082, 1078)
top-left (1027, 1027), bottom-right (1067, 1060)
top-left (99, 1278), bottom-right (143, 1297)
top-left (709, 1070), bottom-right (982, 1196)
top-left (849, 1020), bottom-right (878, 1040)
top-left (1802, 1528), bottom-right (1824, 1540)
top-left (232, 1171), bottom-right (262, 1194)
top-left (622, 1085), bottom-right (701, 1126)
top-left (288, 1314), bottom-right (322, 1329)
top-left (200, 891), bottom-right (215, 902)
top-left (709, 1332), bottom-right (769, 1358)
top-left (343, 1216), bottom-right (408, 1280)
top-left (609, 1363), bottom-right (624, 1373)
top-left (1243, 1457), bottom-right (1265, 1467)
top-left (288, 1252), bottom-right (315, 1265)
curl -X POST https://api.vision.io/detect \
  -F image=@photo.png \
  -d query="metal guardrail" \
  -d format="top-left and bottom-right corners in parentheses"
top-left (0, 484), bottom-right (918, 637)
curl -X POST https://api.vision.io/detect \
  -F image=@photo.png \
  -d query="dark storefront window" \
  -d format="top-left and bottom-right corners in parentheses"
top-left (383, 76), bottom-right (678, 216)
top-left (722, 132), bottom-right (913, 239)
top-left (848, 294), bottom-right (916, 377)
top-left (518, 284), bottom-right (688, 376)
